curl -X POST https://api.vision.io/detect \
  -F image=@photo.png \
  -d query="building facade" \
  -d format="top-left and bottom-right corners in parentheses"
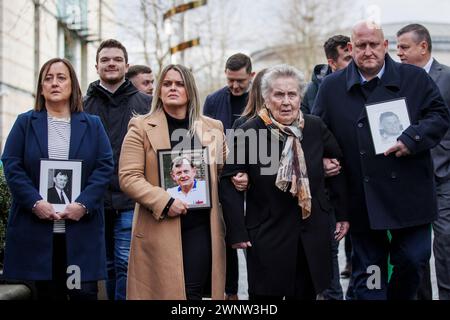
top-left (0, 0), bottom-right (117, 150)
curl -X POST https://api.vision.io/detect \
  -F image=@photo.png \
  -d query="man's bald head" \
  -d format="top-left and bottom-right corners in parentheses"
top-left (349, 20), bottom-right (388, 81)
top-left (351, 20), bottom-right (385, 42)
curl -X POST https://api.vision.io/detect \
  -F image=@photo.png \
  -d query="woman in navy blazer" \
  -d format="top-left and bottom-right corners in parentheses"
top-left (1, 58), bottom-right (113, 300)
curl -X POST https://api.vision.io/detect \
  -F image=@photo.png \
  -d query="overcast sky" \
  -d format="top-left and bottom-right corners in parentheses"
top-left (359, 0), bottom-right (450, 24)
top-left (120, 0), bottom-right (450, 67)
top-left (223, 0), bottom-right (450, 54)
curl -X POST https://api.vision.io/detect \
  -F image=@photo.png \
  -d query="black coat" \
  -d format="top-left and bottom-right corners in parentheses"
top-left (203, 86), bottom-right (234, 130)
top-left (219, 115), bottom-right (348, 296)
top-left (313, 54), bottom-right (450, 232)
top-left (84, 80), bottom-right (151, 210)
top-left (301, 64), bottom-right (332, 114)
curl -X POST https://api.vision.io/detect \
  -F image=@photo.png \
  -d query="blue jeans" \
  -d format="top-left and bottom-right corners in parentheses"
top-left (105, 210), bottom-right (133, 300)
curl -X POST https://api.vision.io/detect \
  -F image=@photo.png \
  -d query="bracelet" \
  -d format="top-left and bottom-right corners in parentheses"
top-left (160, 198), bottom-right (175, 220)
top-left (75, 202), bottom-right (89, 214)
top-left (32, 200), bottom-right (43, 210)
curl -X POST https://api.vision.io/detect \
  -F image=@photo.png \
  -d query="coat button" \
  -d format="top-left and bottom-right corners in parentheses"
top-left (360, 150), bottom-right (366, 156)
top-left (391, 172), bottom-right (397, 179)
top-left (415, 135), bottom-right (421, 141)
top-left (358, 123), bottom-right (364, 128)
top-left (364, 176), bottom-right (370, 183)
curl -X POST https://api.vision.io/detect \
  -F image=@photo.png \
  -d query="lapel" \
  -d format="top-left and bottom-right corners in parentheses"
top-left (69, 112), bottom-right (87, 158)
top-left (224, 88), bottom-right (232, 130)
top-left (195, 117), bottom-right (214, 147)
top-left (30, 110), bottom-right (49, 158)
top-left (196, 117), bottom-right (225, 174)
top-left (145, 109), bottom-right (171, 151)
top-left (429, 59), bottom-right (442, 84)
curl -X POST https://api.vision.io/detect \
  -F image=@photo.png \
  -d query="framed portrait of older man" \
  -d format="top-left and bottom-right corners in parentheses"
top-left (157, 147), bottom-right (211, 210)
top-left (39, 159), bottom-right (82, 212)
top-left (366, 97), bottom-right (411, 155)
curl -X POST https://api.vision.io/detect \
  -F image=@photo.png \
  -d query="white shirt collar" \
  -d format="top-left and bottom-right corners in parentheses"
top-left (423, 57), bottom-right (434, 74)
top-left (359, 62), bottom-right (386, 83)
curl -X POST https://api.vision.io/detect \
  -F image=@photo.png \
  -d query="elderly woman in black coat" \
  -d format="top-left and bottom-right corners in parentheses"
top-left (219, 64), bottom-right (349, 300)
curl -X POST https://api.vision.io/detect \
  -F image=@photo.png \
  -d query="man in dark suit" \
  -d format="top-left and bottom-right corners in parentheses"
top-left (313, 21), bottom-right (449, 300)
top-left (397, 23), bottom-right (450, 300)
top-left (47, 170), bottom-right (71, 204)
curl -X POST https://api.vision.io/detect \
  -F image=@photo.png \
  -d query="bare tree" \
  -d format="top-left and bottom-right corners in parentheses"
top-left (187, 0), bottom-right (244, 100)
top-left (275, 0), bottom-right (351, 79)
top-left (115, 0), bottom-right (244, 100)
top-left (114, 0), bottom-right (173, 77)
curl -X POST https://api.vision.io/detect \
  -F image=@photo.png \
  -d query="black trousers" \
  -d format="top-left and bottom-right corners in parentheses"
top-left (352, 224), bottom-right (431, 300)
top-left (225, 245), bottom-right (239, 295)
top-left (181, 223), bottom-right (212, 300)
top-left (34, 234), bottom-right (98, 300)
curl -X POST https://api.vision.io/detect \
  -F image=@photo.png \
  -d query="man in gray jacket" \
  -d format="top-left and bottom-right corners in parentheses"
top-left (397, 23), bottom-right (450, 300)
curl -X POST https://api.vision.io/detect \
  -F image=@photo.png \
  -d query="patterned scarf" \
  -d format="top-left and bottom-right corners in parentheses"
top-left (258, 107), bottom-right (312, 219)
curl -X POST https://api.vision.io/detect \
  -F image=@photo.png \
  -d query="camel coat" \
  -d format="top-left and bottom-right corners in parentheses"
top-left (119, 109), bottom-right (226, 300)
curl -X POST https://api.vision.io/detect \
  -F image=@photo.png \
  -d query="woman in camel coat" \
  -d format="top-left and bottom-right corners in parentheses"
top-left (119, 64), bottom-right (246, 300)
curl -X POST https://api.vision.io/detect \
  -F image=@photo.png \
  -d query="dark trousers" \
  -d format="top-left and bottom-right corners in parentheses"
top-left (416, 262), bottom-right (432, 300)
top-left (225, 245), bottom-right (239, 295)
top-left (181, 223), bottom-right (212, 300)
top-left (418, 177), bottom-right (450, 300)
top-left (322, 213), bottom-right (343, 300)
top-left (352, 224), bottom-right (431, 300)
top-left (34, 234), bottom-right (98, 300)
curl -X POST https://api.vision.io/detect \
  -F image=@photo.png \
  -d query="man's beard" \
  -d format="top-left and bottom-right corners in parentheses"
top-left (102, 75), bottom-right (125, 85)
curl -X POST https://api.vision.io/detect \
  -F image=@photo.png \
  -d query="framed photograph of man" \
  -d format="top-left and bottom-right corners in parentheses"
top-left (39, 159), bottom-right (82, 212)
top-left (157, 147), bottom-right (211, 210)
top-left (366, 97), bottom-right (411, 155)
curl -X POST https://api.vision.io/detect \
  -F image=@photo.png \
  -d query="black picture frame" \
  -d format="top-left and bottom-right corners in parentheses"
top-left (157, 147), bottom-right (212, 210)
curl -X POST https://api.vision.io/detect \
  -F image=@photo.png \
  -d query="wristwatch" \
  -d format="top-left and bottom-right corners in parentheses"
top-left (75, 202), bottom-right (89, 215)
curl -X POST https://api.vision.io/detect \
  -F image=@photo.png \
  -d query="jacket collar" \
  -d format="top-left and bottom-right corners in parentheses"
top-left (86, 79), bottom-right (138, 98)
top-left (429, 58), bottom-right (443, 76)
top-left (30, 110), bottom-right (87, 158)
top-left (346, 54), bottom-right (401, 92)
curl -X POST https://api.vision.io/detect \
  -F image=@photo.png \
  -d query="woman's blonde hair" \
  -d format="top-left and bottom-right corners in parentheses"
top-left (241, 68), bottom-right (267, 119)
top-left (150, 64), bottom-right (201, 135)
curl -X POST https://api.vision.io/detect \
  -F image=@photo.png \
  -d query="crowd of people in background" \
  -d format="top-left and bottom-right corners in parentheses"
top-left (1, 20), bottom-right (450, 301)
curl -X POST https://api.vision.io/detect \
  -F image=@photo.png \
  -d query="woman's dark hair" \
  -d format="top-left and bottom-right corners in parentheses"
top-left (34, 58), bottom-right (83, 113)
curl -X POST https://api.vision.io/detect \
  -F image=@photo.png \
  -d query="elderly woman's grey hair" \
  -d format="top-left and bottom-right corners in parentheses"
top-left (261, 64), bottom-right (307, 102)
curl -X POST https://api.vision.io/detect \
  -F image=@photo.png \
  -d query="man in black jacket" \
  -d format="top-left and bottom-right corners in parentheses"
top-left (84, 39), bottom-right (151, 300)
top-left (301, 35), bottom-right (351, 114)
top-left (313, 21), bottom-right (449, 300)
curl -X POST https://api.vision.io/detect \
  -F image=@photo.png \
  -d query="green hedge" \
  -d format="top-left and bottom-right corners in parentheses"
top-left (0, 163), bottom-right (12, 265)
